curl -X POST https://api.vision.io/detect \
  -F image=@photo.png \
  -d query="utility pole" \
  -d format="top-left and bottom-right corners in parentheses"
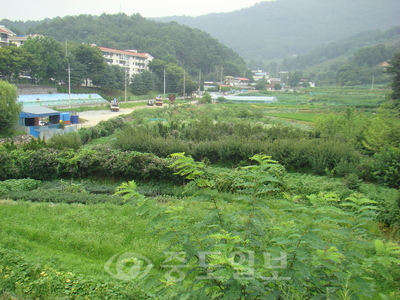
top-left (198, 69), bottom-right (201, 92)
top-left (371, 75), bottom-right (375, 90)
top-left (220, 66), bottom-right (223, 91)
top-left (183, 71), bottom-right (185, 100)
top-left (163, 68), bottom-right (166, 98)
top-left (68, 62), bottom-right (71, 108)
top-left (65, 40), bottom-right (71, 109)
top-left (124, 70), bottom-right (127, 102)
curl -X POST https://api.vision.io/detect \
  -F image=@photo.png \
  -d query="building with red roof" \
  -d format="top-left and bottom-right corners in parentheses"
top-left (0, 25), bottom-right (16, 47)
top-left (225, 76), bottom-right (250, 87)
top-left (94, 45), bottom-right (154, 78)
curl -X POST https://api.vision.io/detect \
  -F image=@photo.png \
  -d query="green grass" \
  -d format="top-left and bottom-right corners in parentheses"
top-left (0, 200), bottom-right (164, 279)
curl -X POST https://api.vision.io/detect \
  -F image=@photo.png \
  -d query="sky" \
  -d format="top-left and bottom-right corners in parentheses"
top-left (2, 0), bottom-right (271, 21)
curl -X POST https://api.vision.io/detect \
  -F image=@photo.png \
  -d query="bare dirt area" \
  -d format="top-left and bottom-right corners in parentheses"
top-left (76, 106), bottom-right (158, 126)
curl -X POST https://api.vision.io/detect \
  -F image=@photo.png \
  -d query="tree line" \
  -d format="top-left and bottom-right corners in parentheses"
top-left (0, 36), bottom-right (202, 96)
top-left (2, 13), bottom-right (249, 80)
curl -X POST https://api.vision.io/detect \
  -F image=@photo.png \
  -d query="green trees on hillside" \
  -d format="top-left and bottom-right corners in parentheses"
top-left (278, 28), bottom-right (400, 86)
top-left (353, 44), bottom-right (392, 68)
top-left (22, 13), bottom-right (247, 79)
top-left (334, 44), bottom-right (394, 86)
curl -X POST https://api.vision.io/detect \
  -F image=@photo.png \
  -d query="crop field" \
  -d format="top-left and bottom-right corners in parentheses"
top-left (243, 86), bottom-right (389, 106)
top-left (265, 112), bottom-right (320, 123)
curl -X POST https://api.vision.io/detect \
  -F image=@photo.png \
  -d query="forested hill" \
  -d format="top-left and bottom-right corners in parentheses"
top-left (154, 0), bottom-right (400, 62)
top-left (286, 26), bottom-right (400, 71)
top-left (1, 13), bottom-right (246, 77)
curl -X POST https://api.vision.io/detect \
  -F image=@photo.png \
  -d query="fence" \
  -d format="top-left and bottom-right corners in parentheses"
top-left (15, 124), bottom-right (79, 139)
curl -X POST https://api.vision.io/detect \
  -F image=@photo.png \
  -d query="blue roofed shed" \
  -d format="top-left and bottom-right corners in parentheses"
top-left (19, 107), bottom-right (60, 126)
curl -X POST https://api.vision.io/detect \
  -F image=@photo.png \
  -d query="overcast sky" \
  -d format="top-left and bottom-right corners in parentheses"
top-left (2, 0), bottom-right (271, 21)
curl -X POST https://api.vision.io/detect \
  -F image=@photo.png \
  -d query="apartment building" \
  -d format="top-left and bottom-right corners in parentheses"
top-left (9, 34), bottom-right (42, 47)
top-left (95, 46), bottom-right (154, 78)
top-left (0, 25), bottom-right (16, 47)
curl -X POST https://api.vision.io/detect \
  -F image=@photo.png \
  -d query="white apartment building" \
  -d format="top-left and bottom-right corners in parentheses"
top-left (96, 46), bottom-right (154, 78)
top-left (0, 25), bottom-right (16, 47)
top-left (9, 34), bottom-right (42, 47)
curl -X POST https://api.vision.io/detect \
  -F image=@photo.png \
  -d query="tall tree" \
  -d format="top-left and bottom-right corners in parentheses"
top-left (177, 76), bottom-right (198, 97)
top-left (0, 46), bottom-right (36, 79)
top-left (130, 74), bottom-right (146, 95)
top-left (94, 64), bottom-right (125, 91)
top-left (288, 71), bottom-right (303, 88)
top-left (385, 52), bottom-right (400, 108)
top-left (255, 77), bottom-right (268, 90)
top-left (0, 81), bottom-right (21, 135)
top-left (22, 36), bottom-right (66, 82)
top-left (140, 71), bottom-right (157, 93)
top-left (70, 43), bottom-right (106, 86)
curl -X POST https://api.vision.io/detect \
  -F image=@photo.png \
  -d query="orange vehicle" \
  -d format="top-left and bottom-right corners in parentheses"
top-left (155, 95), bottom-right (163, 106)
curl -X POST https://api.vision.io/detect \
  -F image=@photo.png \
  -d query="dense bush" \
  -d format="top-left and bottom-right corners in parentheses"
top-left (359, 183), bottom-right (400, 229)
top-left (145, 153), bottom-right (400, 298)
top-left (47, 132), bottom-right (82, 150)
top-left (0, 147), bottom-right (177, 182)
top-left (77, 117), bottom-right (125, 143)
top-left (372, 145), bottom-right (400, 188)
top-left (0, 178), bottom-right (42, 196)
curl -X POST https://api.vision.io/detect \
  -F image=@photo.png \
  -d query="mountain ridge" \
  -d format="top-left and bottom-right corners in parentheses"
top-left (153, 0), bottom-right (400, 62)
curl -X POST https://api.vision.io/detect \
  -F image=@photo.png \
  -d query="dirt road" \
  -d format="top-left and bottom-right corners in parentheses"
top-left (75, 106), bottom-right (158, 126)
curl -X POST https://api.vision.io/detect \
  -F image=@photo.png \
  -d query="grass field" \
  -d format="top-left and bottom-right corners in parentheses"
top-left (0, 200), bottom-right (164, 279)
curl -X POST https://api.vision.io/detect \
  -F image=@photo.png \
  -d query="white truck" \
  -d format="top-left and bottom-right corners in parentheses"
top-left (110, 98), bottom-right (120, 111)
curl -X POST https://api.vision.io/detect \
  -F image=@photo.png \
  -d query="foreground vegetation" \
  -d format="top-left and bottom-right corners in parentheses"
top-left (1, 87), bottom-right (400, 299)
top-left (0, 156), bottom-right (399, 299)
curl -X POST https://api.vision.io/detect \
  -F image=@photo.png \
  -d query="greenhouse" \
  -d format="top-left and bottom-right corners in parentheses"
top-left (17, 93), bottom-right (108, 107)
top-left (224, 95), bottom-right (278, 104)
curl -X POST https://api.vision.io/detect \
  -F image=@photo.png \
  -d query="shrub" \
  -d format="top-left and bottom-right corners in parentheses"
top-left (77, 127), bottom-right (92, 144)
top-left (47, 132), bottom-right (82, 150)
top-left (78, 117), bottom-right (125, 144)
top-left (0, 179), bottom-right (42, 194)
top-left (0, 248), bottom-right (144, 299)
top-left (25, 148), bottom-right (60, 180)
top-left (372, 146), bottom-right (400, 188)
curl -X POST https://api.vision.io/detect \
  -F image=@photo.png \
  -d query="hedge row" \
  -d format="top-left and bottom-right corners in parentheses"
top-left (113, 132), bottom-right (364, 175)
top-left (0, 147), bottom-right (177, 182)
top-left (5, 190), bottom-right (125, 205)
